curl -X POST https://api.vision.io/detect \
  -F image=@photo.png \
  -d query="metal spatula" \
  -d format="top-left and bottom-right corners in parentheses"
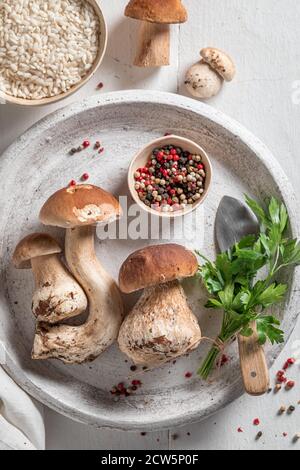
top-left (215, 196), bottom-right (270, 396)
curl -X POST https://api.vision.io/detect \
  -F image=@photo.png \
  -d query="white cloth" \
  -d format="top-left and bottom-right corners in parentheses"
top-left (0, 367), bottom-right (45, 450)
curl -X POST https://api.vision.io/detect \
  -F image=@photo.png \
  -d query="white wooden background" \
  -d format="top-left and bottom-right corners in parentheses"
top-left (1, 0), bottom-right (300, 450)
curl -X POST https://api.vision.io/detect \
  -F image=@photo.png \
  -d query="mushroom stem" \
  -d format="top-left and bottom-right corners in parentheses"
top-left (118, 280), bottom-right (201, 366)
top-left (31, 254), bottom-right (87, 324)
top-left (32, 226), bottom-right (123, 363)
top-left (134, 22), bottom-right (170, 67)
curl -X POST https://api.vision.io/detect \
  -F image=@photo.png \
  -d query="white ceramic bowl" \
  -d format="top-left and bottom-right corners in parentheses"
top-left (128, 135), bottom-right (213, 218)
top-left (0, 0), bottom-right (107, 107)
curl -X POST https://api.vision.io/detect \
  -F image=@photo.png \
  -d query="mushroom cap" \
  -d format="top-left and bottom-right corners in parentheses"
top-left (125, 0), bottom-right (188, 24)
top-left (119, 244), bottom-right (198, 293)
top-left (200, 47), bottom-right (236, 82)
top-left (39, 184), bottom-right (122, 229)
top-left (13, 233), bottom-right (62, 269)
top-left (185, 60), bottom-right (223, 99)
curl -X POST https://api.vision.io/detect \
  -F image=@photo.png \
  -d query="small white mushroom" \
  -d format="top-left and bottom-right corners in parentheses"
top-left (118, 244), bottom-right (201, 367)
top-left (184, 60), bottom-right (223, 99)
top-left (13, 233), bottom-right (88, 324)
top-left (33, 184), bottom-right (124, 364)
top-left (200, 47), bottom-right (236, 82)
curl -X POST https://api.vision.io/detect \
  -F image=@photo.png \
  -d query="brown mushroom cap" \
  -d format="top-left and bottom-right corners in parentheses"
top-left (13, 233), bottom-right (62, 269)
top-left (119, 244), bottom-right (198, 293)
top-left (125, 0), bottom-right (188, 24)
top-left (39, 184), bottom-right (122, 229)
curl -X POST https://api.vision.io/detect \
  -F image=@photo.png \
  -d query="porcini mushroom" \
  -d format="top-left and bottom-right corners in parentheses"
top-left (200, 47), bottom-right (236, 82)
top-left (125, 0), bottom-right (188, 67)
top-left (118, 244), bottom-right (201, 367)
top-left (33, 184), bottom-right (124, 364)
top-left (13, 233), bottom-right (87, 324)
top-left (185, 60), bottom-right (223, 99)
top-left (185, 47), bottom-right (236, 99)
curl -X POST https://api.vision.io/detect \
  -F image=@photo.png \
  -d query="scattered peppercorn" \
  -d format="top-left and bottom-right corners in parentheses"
top-left (185, 372), bottom-right (193, 379)
top-left (283, 432), bottom-right (288, 437)
top-left (82, 140), bottom-right (90, 148)
top-left (218, 354), bottom-right (229, 367)
top-left (286, 380), bottom-right (295, 390)
top-left (256, 431), bottom-right (263, 440)
top-left (294, 433), bottom-right (300, 442)
top-left (237, 427), bottom-right (243, 433)
top-left (130, 365), bottom-right (137, 372)
top-left (276, 370), bottom-right (288, 384)
top-left (97, 82), bottom-right (104, 90)
top-left (77, 145), bottom-right (84, 152)
top-left (140, 432), bottom-right (146, 436)
top-left (99, 147), bottom-right (105, 154)
top-left (132, 379), bottom-right (142, 387)
top-left (283, 357), bottom-right (295, 370)
top-left (94, 141), bottom-right (101, 149)
top-left (279, 406), bottom-right (286, 415)
top-left (69, 147), bottom-right (77, 155)
top-left (288, 405), bottom-right (296, 414)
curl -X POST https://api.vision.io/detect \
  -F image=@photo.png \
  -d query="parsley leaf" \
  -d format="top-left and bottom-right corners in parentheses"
top-left (256, 316), bottom-right (284, 345)
top-left (197, 196), bottom-right (300, 380)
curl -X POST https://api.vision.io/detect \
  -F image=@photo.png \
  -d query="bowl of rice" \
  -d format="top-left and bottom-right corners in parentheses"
top-left (0, 0), bottom-right (107, 106)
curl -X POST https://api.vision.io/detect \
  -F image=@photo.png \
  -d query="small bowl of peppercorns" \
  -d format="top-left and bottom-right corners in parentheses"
top-left (128, 135), bottom-right (212, 217)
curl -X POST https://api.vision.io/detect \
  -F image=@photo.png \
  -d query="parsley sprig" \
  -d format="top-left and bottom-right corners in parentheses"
top-left (197, 196), bottom-right (300, 380)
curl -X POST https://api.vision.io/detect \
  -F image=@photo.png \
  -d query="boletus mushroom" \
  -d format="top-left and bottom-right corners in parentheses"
top-left (118, 244), bottom-right (201, 367)
top-left (185, 47), bottom-right (236, 100)
top-left (125, 0), bottom-right (188, 67)
top-left (33, 184), bottom-right (124, 364)
top-left (13, 233), bottom-right (87, 324)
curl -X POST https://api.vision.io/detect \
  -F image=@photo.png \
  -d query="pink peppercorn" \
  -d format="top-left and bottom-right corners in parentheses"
top-left (185, 372), bottom-right (193, 379)
top-left (82, 140), bottom-right (90, 148)
top-left (99, 147), bottom-right (104, 154)
top-left (287, 357), bottom-right (295, 365)
top-left (286, 380), bottom-right (295, 389)
top-left (81, 173), bottom-right (89, 181)
top-left (132, 380), bottom-right (142, 387)
top-left (253, 418), bottom-right (260, 426)
top-left (283, 357), bottom-right (296, 370)
top-left (69, 180), bottom-right (76, 187)
top-left (237, 428), bottom-right (243, 433)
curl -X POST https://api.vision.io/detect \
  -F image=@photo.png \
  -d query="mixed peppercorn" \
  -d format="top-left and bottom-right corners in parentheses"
top-left (134, 144), bottom-right (206, 213)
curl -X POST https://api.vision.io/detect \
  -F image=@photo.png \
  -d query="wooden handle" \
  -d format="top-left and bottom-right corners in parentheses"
top-left (134, 22), bottom-right (170, 67)
top-left (238, 321), bottom-right (270, 396)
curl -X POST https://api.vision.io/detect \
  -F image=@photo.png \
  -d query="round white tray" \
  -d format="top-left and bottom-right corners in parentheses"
top-left (0, 91), bottom-right (299, 430)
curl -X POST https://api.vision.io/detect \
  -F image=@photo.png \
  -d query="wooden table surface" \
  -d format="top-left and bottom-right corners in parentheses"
top-left (1, 0), bottom-right (300, 450)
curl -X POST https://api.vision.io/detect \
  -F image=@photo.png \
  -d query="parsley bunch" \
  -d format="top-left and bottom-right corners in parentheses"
top-left (197, 196), bottom-right (300, 380)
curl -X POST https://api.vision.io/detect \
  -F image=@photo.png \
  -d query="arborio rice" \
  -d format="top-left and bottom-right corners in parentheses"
top-left (0, 0), bottom-right (100, 100)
